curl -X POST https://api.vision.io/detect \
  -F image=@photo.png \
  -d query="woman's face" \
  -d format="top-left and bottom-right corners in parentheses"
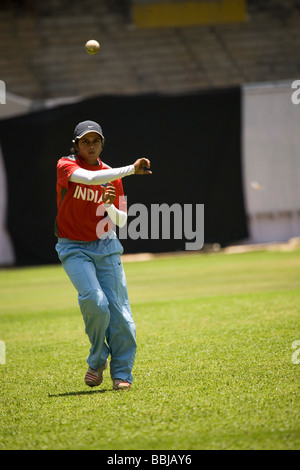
top-left (77, 132), bottom-right (103, 165)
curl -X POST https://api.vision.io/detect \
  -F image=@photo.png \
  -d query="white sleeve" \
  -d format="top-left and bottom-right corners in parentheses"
top-left (69, 164), bottom-right (135, 185)
top-left (104, 204), bottom-right (128, 228)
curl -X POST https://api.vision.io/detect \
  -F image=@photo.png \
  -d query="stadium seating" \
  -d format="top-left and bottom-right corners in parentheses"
top-left (0, 0), bottom-right (300, 99)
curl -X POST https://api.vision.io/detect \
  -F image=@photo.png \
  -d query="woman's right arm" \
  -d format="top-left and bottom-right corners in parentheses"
top-left (69, 158), bottom-right (151, 185)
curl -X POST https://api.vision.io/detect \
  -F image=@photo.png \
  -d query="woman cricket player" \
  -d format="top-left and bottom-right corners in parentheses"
top-left (55, 120), bottom-right (151, 390)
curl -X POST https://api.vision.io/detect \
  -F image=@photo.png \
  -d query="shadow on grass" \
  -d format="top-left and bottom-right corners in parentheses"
top-left (48, 388), bottom-right (113, 397)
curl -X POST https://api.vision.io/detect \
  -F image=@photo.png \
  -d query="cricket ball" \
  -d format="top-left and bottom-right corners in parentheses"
top-left (85, 40), bottom-right (100, 55)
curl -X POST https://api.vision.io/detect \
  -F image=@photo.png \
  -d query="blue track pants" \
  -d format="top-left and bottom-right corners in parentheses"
top-left (55, 233), bottom-right (136, 384)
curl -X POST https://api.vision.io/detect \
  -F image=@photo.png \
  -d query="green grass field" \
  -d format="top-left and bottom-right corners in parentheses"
top-left (0, 248), bottom-right (299, 450)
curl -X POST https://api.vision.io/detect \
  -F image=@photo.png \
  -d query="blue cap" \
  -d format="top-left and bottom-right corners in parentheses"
top-left (74, 120), bottom-right (104, 140)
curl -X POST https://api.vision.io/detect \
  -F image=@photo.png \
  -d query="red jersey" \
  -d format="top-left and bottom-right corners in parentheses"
top-left (55, 154), bottom-right (126, 241)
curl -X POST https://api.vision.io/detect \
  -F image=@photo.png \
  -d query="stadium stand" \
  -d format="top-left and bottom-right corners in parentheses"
top-left (0, 0), bottom-right (300, 99)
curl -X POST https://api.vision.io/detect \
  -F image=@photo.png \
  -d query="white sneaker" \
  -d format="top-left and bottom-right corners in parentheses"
top-left (85, 359), bottom-right (108, 387)
top-left (113, 378), bottom-right (131, 390)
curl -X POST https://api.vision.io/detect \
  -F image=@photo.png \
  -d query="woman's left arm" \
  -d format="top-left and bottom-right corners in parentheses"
top-left (102, 183), bottom-right (127, 228)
